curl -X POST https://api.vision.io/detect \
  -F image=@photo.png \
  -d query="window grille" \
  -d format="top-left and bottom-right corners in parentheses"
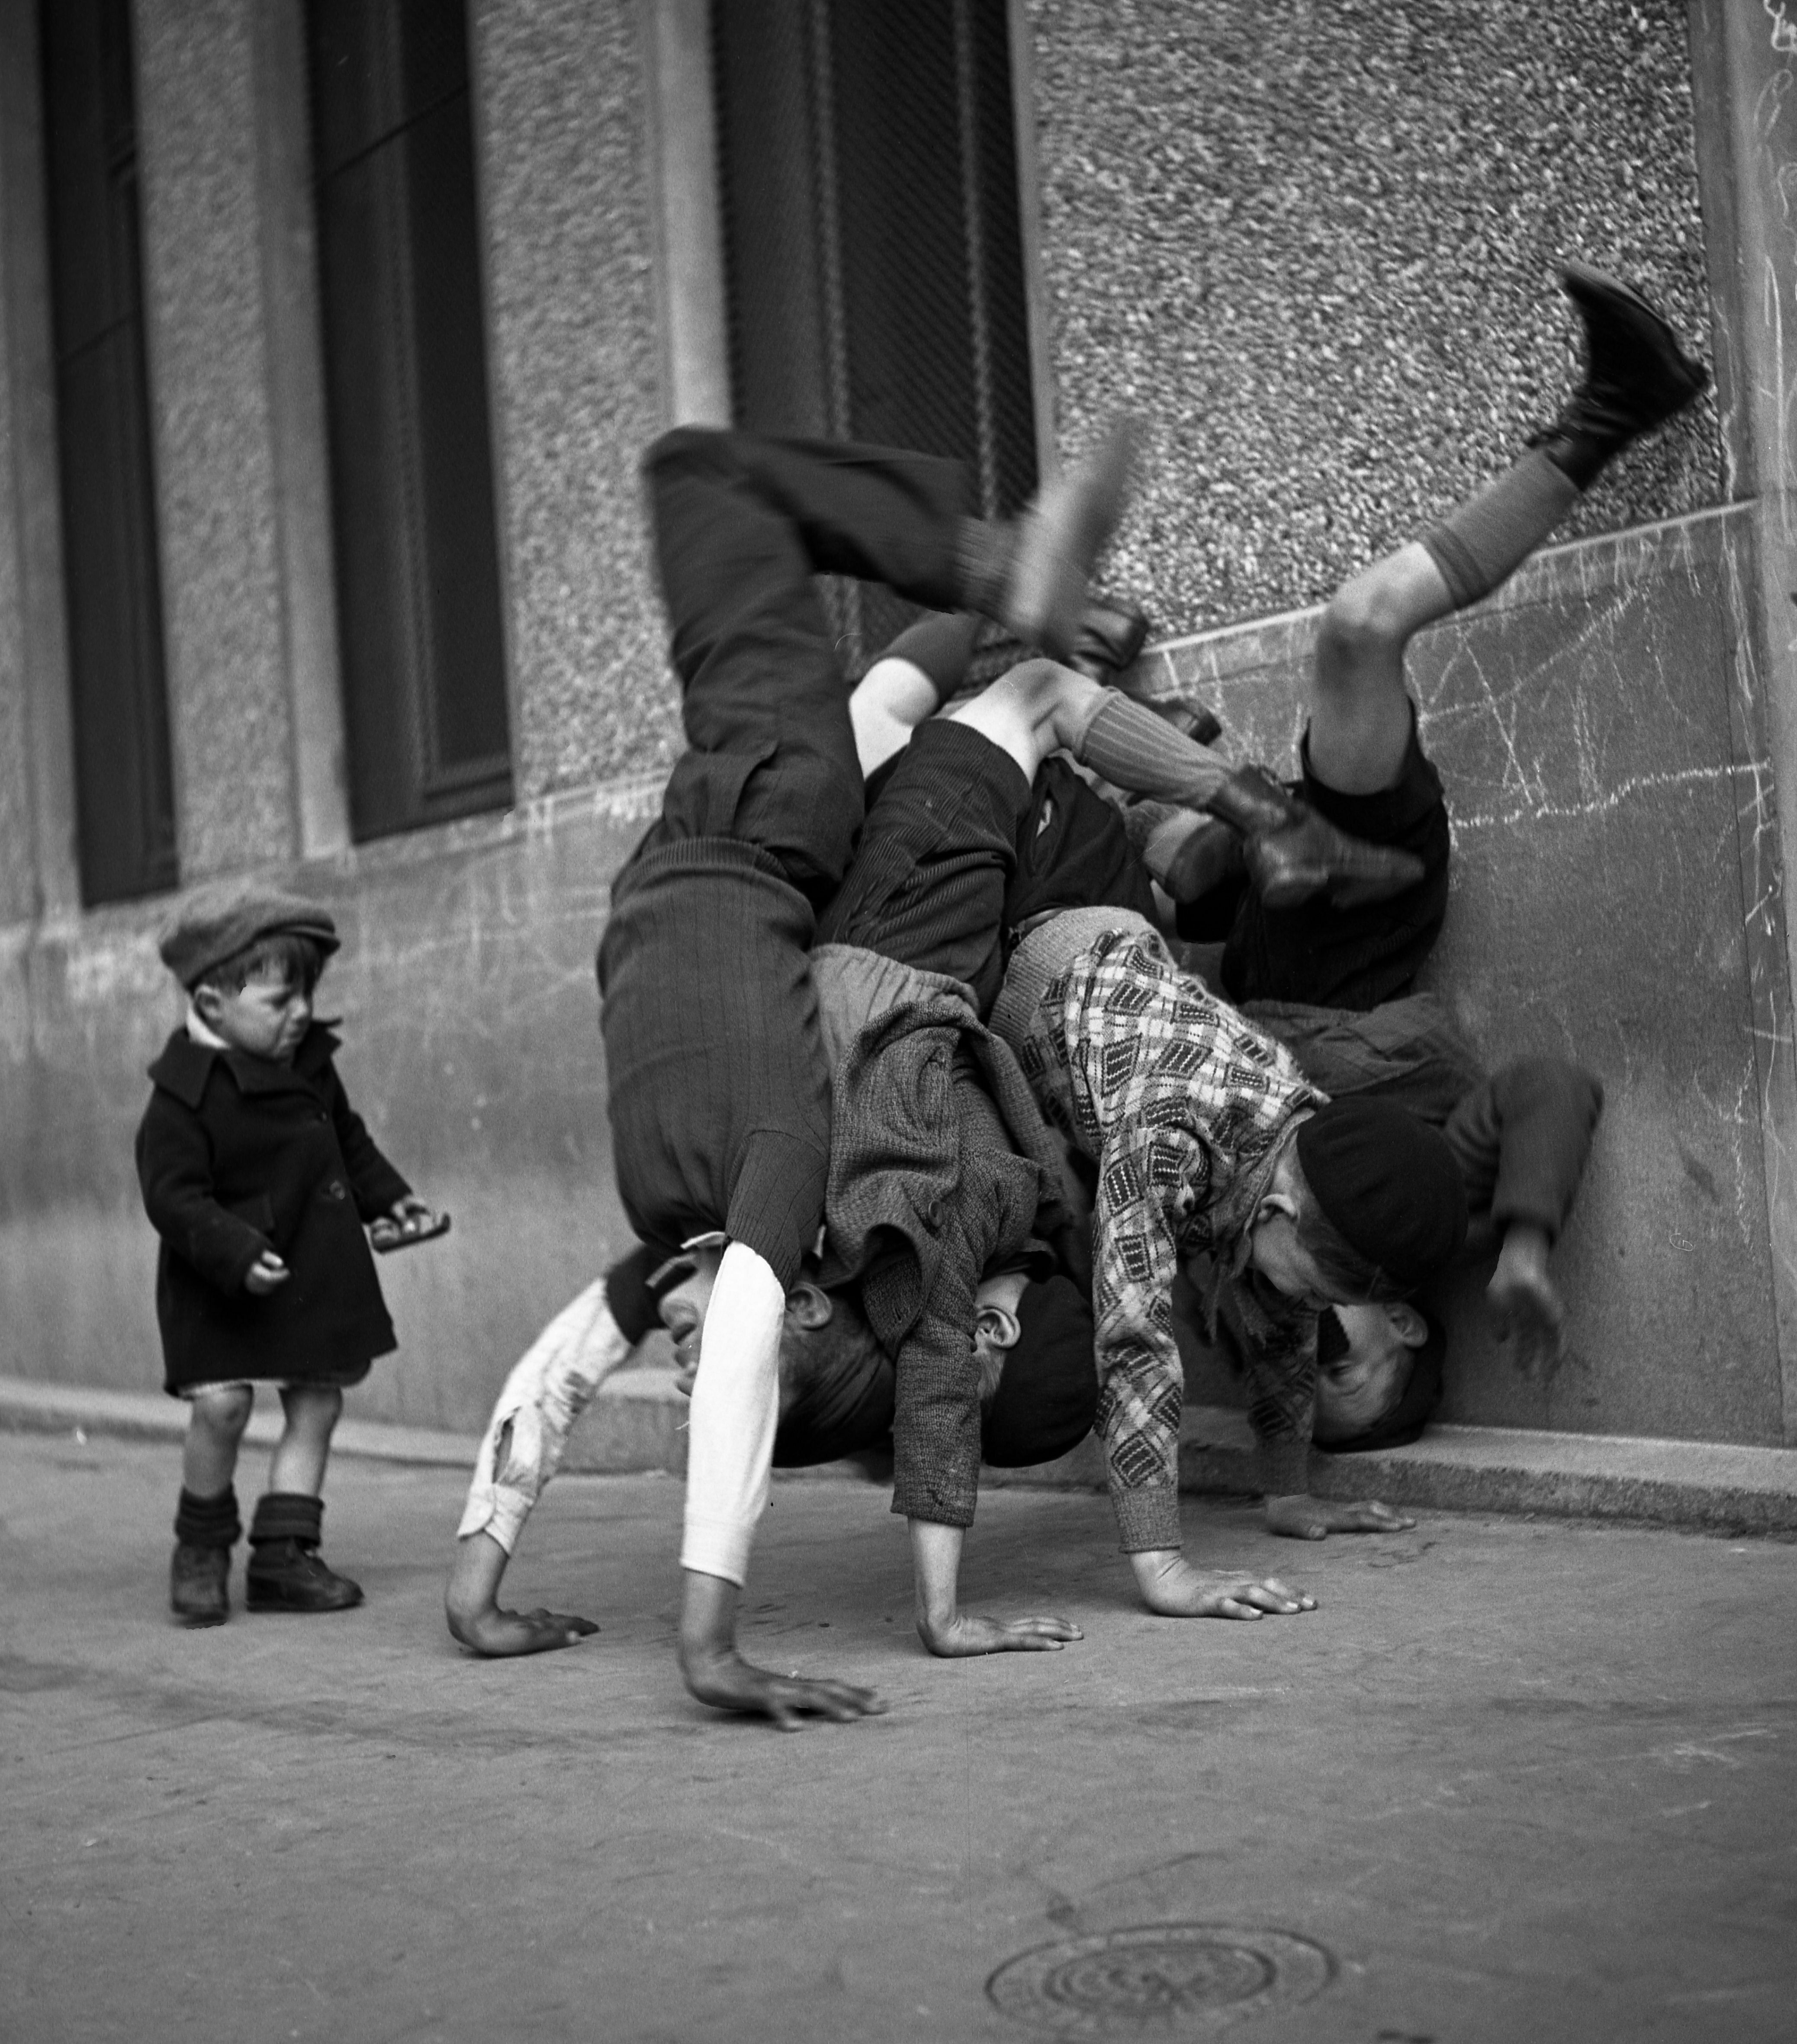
top-left (711, 0), bottom-right (1038, 671)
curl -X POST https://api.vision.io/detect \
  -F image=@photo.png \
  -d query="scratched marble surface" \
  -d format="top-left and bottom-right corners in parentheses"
top-left (1156, 505), bottom-right (1785, 1446)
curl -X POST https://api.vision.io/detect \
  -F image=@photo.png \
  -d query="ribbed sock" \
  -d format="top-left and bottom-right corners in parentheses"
top-left (249, 1491), bottom-right (323, 1550)
top-left (1419, 450), bottom-right (1579, 610)
top-left (1071, 690), bottom-right (1229, 807)
top-left (874, 611), bottom-right (981, 703)
top-left (952, 515), bottom-right (1015, 620)
top-left (174, 1484), bottom-right (241, 1550)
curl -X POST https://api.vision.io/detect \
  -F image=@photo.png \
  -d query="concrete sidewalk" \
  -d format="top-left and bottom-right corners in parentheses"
top-left (2, 1430), bottom-right (1794, 2044)
top-left (8, 1369), bottom-right (1797, 1533)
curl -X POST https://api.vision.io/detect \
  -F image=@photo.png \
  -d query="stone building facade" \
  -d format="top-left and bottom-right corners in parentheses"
top-left (0, 0), bottom-right (1792, 1450)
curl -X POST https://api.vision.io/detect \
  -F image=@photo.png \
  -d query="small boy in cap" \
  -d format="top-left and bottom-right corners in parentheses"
top-left (137, 878), bottom-right (441, 1626)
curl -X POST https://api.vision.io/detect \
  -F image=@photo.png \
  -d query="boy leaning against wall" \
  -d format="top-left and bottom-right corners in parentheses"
top-left (136, 880), bottom-right (444, 1627)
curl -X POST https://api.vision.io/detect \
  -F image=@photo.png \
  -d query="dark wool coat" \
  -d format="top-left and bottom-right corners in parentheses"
top-left (135, 1023), bottom-right (411, 1394)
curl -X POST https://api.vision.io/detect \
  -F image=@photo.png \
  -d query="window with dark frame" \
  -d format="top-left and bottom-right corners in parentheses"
top-left (306, 0), bottom-right (511, 843)
top-left (40, 0), bottom-right (179, 906)
top-left (710, 0), bottom-right (1038, 668)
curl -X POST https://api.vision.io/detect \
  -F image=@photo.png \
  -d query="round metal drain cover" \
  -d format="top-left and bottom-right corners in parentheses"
top-left (987, 1923), bottom-right (1334, 2036)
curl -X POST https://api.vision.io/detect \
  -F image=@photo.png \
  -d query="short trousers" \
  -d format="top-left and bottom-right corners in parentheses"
top-left (819, 717), bottom-right (1034, 1018)
top-left (176, 1363), bottom-right (371, 1401)
top-left (1212, 702), bottom-right (1451, 1012)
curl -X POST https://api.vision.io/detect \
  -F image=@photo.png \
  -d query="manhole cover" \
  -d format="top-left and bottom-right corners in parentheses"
top-left (987, 1923), bottom-right (1334, 2036)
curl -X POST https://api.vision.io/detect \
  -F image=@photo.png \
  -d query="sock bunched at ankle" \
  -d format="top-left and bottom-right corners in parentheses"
top-left (875, 611), bottom-right (981, 702)
top-left (1419, 450), bottom-right (1579, 610)
top-left (249, 1491), bottom-right (324, 1549)
top-left (174, 1485), bottom-right (241, 1549)
top-left (1070, 690), bottom-right (1229, 808)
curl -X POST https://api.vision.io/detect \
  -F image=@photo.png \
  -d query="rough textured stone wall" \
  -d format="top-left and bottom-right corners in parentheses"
top-left (1029, 0), bottom-right (1723, 635)
top-left (472, 0), bottom-right (677, 801)
top-left (135, 0), bottom-right (298, 876)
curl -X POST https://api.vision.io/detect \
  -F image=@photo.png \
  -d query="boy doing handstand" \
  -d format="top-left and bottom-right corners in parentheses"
top-left (138, 882), bottom-right (441, 1626)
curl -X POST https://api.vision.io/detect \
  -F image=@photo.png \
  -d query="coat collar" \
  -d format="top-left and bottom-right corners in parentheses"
top-left (147, 1019), bottom-right (341, 1107)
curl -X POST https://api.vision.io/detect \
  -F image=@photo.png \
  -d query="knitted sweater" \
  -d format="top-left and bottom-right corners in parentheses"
top-left (993, 912), bottom-right (1322, 1551)
top-left (810, 945), bottom-right (1066, 1526)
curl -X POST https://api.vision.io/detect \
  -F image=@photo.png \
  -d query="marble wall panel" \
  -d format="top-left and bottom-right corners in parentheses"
top-left (1156, 505), bottom-right (1784, 1445)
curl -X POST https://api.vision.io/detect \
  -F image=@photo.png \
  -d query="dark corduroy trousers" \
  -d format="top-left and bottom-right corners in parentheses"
top-left (638, 428), bottom-right (975, 905)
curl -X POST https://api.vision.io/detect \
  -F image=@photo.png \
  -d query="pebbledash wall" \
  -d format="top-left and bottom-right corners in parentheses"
top-left (0, 0), bottom-right (1794, 1450)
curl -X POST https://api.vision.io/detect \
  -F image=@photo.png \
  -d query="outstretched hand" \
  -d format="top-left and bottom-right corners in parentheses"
top-left (679, 1646), bottom-right (888, 1732)
top-left (1488, 1224), bottom-right (1565, 1380)
top-left (917, 1610), bottom-right (1083, 1658)
top-left (1128, 1549), bottom-right (1316, 1620)
top-left (1264, 1493), bottom-right (1415, 1541)
top-left (679, 1570), bottom-right (886, 1731)
top-left (450, 1603), bottom-right (598, 1658)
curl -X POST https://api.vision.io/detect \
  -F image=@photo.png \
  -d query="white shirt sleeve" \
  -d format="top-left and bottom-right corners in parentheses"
top-left (679, 1240), bottom-right (785, 1585)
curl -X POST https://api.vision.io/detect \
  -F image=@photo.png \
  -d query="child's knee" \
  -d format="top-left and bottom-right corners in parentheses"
top-left (188, 1385), bottom-right (253, 1439)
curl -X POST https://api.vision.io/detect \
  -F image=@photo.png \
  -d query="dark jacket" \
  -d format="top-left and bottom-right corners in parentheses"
top-left (135, 1023), bottom-right (411, 1393)
top-left (810, 945), bottom-right (1070, 1526)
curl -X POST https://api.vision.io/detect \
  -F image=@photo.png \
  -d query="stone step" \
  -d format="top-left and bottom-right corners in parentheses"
top-left (4, 1372), bottom-right (1794, 1533)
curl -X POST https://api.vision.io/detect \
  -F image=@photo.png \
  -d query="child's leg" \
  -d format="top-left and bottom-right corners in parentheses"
top-left (849, 611), bottom-right (981, 777)
top-left (170, 1386), bottom-right (251, 1627)
top-left (181, 1383), bottom-right (251, 1495)
top-left (268, 1383), bottom-right (342, 1497)
top-left (246, 1385), bottom-right (361, 1613)
top-left (1309, 263), bottom-right (1706, 798)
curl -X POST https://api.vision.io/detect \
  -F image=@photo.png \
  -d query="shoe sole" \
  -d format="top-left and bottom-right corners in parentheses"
top-left (245, 1586), bottom-right (363, 1613)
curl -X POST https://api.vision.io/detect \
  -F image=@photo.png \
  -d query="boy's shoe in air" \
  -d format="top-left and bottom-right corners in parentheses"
top-left (1532, 263), bottom-right (1709, 487)
top-left (1001, 420), bottom-right (1139, 662)
top-left (170, 1541), bottom-right (230, 1627)
top-left (1070, 594), bottom-right (1152, 678)
top-left (245, 1538), bottom-right (363, 1613)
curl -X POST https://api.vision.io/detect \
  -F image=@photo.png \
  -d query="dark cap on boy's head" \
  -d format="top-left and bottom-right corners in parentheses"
top-left (157, 878), bottom-right (340, 990)
top-left (981, 1273), bottom-right (1098, 1468)
top-left (1296, 1097), bottom-right (1467, 1291)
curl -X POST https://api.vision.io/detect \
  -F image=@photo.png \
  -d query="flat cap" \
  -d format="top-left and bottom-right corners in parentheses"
top-left (982, 1273), bottom-right (1098, 1468)
top-left (1296, 1097), bottom-right (1467, 1292)
top-left (157, 878), bottom-right (339, 989)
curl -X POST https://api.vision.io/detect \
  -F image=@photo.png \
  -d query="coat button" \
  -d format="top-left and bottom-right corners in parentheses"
top-left (325, 1180), bottom-right (347, 1201)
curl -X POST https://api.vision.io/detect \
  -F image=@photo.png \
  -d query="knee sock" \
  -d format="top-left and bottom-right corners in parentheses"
top-left (174, 1485), bottom-right (241, 1549)
top-left (249, 1492), bottom-right (323, 1552)
top-left (874, 611), bottom-right (980, 704)
top-left (1070, 690), bottom-right (1230, 808)
top-left (1419, 449), bottom-right (1580, 610)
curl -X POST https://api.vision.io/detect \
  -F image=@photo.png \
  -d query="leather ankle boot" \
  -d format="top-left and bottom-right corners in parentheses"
top-left (245, 1537), bottom-right (363, 1613)
top-left (1530, 262), bottom-right (1708, 488)
top-left (170, 1541), bottom-right (230, 1627)
top-left (1202, 765), bottom-right (1425, 911)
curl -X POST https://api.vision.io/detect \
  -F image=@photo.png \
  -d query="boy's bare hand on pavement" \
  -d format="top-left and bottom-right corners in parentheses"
top-left (1264, 1494), bottom-right (1415, 1540)
top-left (916, 1610), bottom-right (1083, 1657)
top-left (1130, 1549), bottom-right (1317, 1618)
top-left (679, 1647), bottom-right (888, 1731)
top-left (450, 1604), bottom-right (599, 1657)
